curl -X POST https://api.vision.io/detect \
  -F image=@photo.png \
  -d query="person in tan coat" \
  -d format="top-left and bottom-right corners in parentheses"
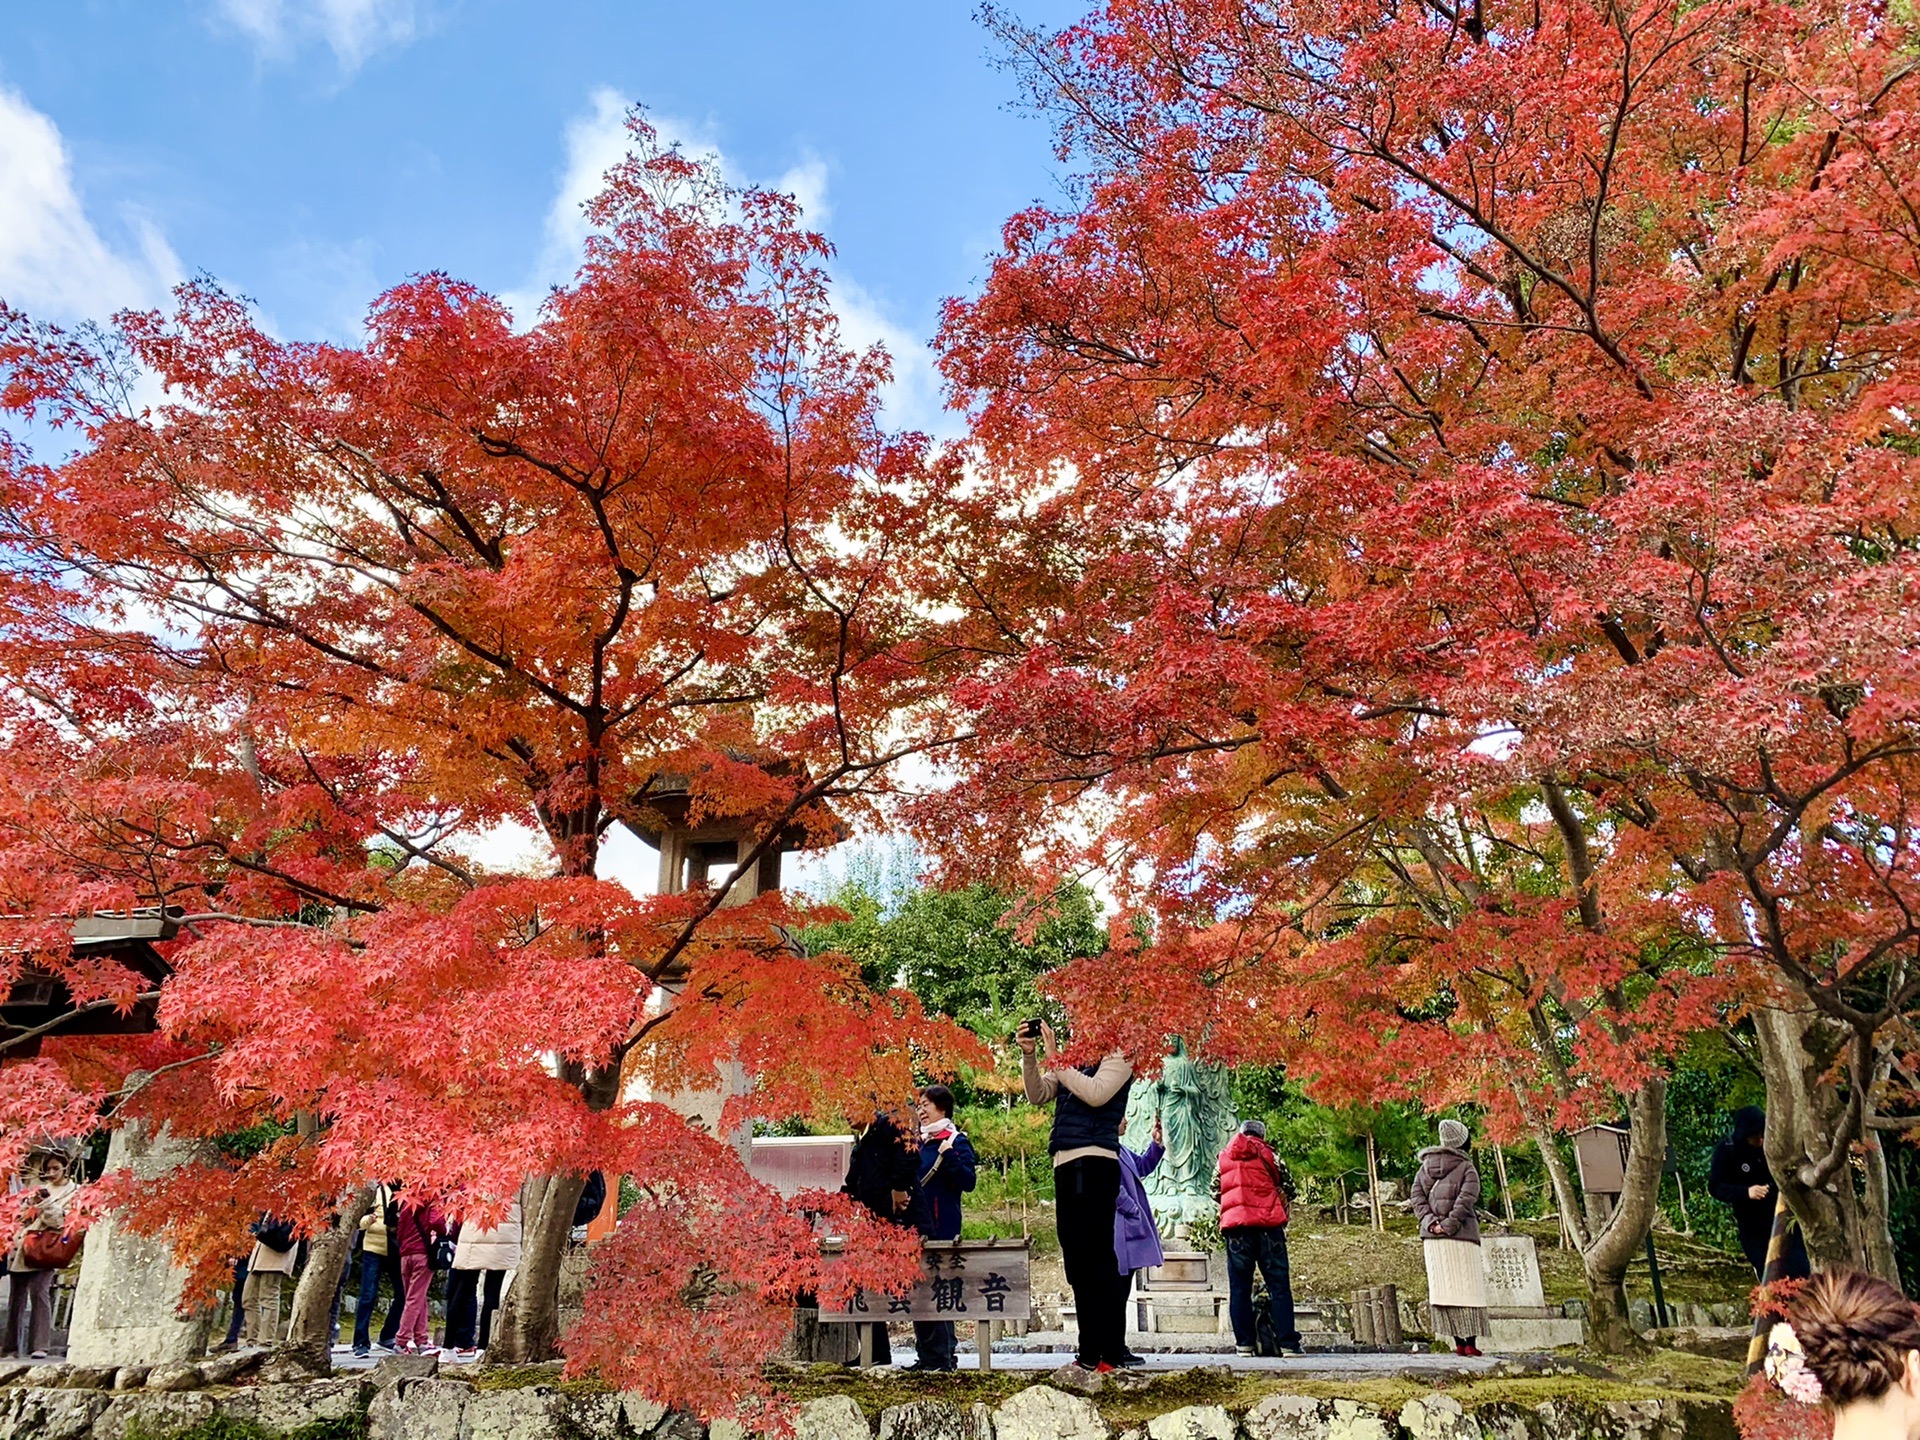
top-left (444, 1192), bottom-right (522, 1357)
top-left (241, 1215), bottom-right (299, 1347)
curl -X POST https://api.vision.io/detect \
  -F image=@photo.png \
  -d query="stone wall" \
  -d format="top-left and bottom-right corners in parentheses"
top-left (0, 1367), bottom-right (1739, 1440)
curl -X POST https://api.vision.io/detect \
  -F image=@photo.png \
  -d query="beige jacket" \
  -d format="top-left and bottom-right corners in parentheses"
top-left (358, 1183), bottom-right (395, 1258)
top-left (248, 1236), bottom-right (298, 1277)
top-left (451, 1196), bottom-right (523, 1272)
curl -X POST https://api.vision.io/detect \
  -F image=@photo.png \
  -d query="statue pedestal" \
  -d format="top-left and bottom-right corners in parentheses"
top-left (1133, 1249), bottom-right (1227, 1334)
top-left (66, 1122), bottom-right (212, 1366)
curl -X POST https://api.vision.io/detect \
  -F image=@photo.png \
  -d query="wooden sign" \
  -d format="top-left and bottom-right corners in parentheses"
top-left (818, 1238), bottom-right (1031, 1323)
top-left (1572, 1124), bottom-right (1629, 1196)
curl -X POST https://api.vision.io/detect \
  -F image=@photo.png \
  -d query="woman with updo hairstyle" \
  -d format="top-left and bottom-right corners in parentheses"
top-left (1783, 1269), bottom-right (1920, 1438)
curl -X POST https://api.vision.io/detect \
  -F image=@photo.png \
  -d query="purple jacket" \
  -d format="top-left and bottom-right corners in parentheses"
top-left (1115, 1141), bottom-right (1166, 1274)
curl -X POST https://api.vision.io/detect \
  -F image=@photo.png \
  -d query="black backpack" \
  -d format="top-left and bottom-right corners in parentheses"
top-left (573, 1171), bottom-right (606, 1227)
top-left (383, 1187), bottom-right (401, 1238)
top-left (251, 1215), bottom-right (296, 1252)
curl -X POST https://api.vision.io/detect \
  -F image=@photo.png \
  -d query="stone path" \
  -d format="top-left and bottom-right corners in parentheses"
top-left (330, 1335), bottom-right (1505, 1377)
top-left (25, 1339), bottom-right (1505, 1381)
top-left (943, 1349), bottom-right (1502, 1377)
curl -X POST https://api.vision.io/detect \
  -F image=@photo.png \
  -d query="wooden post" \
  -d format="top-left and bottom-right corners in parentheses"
top-left (1674, 1169), bottom-right (1693, 1234)
top-left (859, 1324), bottom-right (875, 1369)
top-left (976, 1319), bottom-right (992, 1373)
top-left (1376, 1284), bottom-right (1403, 1346)
top-left (1492, 1143), bottom-right (1516, 1225)
top-left (1748, 1194), bottom-right (1797, 1373)
top-left (1351, 1288), bottom-right (1377, 1346)
top-left (1365, 1132), bottom-right (1384, 1233)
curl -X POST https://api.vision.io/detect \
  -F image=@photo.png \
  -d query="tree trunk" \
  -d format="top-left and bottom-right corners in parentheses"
top-left (1580, 1076), bottom-right (1667, 1354)
top-left (486, 1061), bottom-right (622, 1365)
top-left (1365, 1131), bottom-right (1384, 1233)
top-left (1863, 1134), bottom-right (1899, 1282)
top-left (277, 1186), bottom-right (374, 1376)
top-left (486, 1169), bottom-right (592, 1365)
top-left (1751, 1005), bottom-right (1897, 1275)
top-left (1531, 1124), bottom-right (1591, 1251)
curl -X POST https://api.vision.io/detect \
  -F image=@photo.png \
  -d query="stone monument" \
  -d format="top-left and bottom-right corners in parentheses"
top-left (66, 1119), bottom-right (212, 1366)
top-left (1122, 1040), bottom-right (1238, 1335)
top-left (1480, 1234), bottom-right (1586, 1350)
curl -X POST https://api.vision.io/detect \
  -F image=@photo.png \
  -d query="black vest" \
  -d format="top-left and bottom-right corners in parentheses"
top-left (1049, 1068), bottom-right (1131, 1155)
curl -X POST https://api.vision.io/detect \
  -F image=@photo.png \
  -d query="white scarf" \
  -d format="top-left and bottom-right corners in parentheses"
top-left (921, 1117), bottom-right (957, 1143)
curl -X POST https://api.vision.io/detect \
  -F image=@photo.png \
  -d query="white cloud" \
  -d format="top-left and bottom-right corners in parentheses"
top-left (499, 87), bottom-right (641, 320)
top-left (830, 272), bottom-right (947, 439)
top-left (464, 817), bottom-right (557, 877)
top-left (505, 89), bottom-right (947, 434)
top-left (212, 0), bottom-right (421, 68)
top-left (0, 87), bottom-right (182, 322)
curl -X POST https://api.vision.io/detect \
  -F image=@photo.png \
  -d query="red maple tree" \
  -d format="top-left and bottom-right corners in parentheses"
top-left (924, 0), bottom-right (1920, 1343)
top-left (0, 117), bottom-right (981, 1414)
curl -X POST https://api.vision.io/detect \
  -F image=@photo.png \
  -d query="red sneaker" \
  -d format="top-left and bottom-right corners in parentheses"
top-left (1096, 1362), bottom-right (1115, 1374)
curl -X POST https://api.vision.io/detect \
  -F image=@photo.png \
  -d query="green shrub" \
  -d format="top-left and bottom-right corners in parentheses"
top-left (126, 1410), bottom-right (365, 1440)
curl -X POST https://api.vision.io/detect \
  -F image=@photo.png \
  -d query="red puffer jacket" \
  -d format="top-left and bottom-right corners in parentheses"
top-left (1217, 1133), bottom-right (1291, 1231)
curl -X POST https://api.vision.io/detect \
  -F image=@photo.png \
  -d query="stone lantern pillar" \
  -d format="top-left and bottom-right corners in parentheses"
top-left (622, 770), bottom-right (847, 1159)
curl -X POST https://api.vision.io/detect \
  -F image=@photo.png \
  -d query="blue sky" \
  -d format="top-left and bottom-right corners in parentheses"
top-left (0, 0), bottom-right (1087, 888)
top-left (0, 1), bottom-right (1085, 437)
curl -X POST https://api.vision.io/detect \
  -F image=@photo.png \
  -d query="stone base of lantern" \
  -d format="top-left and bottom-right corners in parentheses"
top-left (66, 1121), bottom-right (212, 1367)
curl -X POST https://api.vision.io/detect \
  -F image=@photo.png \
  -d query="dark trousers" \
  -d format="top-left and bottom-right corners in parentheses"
top-left (352, 1249), bottom-right (402, 1351)
top-left (221, 1258), bottom-right (248, 1348)
top-left (444, 1269), bottom-right (506, 1350)
top-left (1738, 1218), bottom-right (1811, 1282)
top-left (913, 1320), bottom-right (957, 1369)
top-left (7, 1267), bottom-right (55, 1356)
top-left (1055, 1155), bottom-right (1127, 1366)
top-left (1225, 1226), bottom-right (1300, 1352)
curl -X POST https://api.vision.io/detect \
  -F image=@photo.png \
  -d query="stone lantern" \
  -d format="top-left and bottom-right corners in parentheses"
top-left (620, 763), bottom-right (848, 1154)
top-left (627, 764), bottom-right (848, 914)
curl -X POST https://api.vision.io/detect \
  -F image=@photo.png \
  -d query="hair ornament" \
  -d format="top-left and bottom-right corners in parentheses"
top-left (1765, 1322), bottom-right (1825, 1404)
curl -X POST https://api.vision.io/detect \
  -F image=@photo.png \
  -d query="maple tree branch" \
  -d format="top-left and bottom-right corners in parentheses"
top-left (1540, 777), bottom-right (1603, 935)
top-left (100, 1046), bottom-right (223, 1115)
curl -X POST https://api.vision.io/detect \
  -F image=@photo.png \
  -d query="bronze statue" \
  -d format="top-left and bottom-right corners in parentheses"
top-left (1122, 1037), bottom-right (1237, 1236)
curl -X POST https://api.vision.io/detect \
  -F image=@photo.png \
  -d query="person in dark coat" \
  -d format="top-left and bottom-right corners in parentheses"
top-left (1019, 1020), bottom-right (1134, 1372)
top-left (841, 1109), bottom-right (924, 1366)
top-left (1708, 1106), bottom-right (1810, 1280)
top-left (906, 1084), bottom-right (977, 1372)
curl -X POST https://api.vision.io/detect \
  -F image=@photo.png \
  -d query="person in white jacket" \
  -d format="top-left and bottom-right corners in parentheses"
top-left (443, 1190), bottom-right (522, 1357)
